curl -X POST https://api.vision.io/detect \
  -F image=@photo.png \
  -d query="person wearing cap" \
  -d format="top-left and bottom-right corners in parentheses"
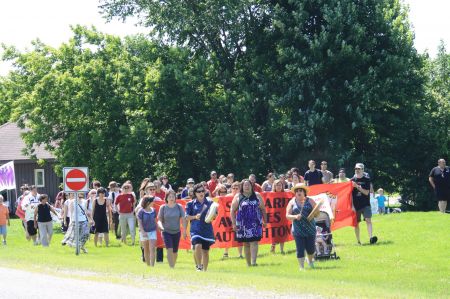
top-left (332, 168), bottom-right (350, 183)
top-left (286, 183), bottom-right (320, 270)
top-left (320, 161), bottom-right (334, 184)
top-left (231, 179), bottom-right (268, 266)
top-left (304, 160), bottom-right (323, 186)
top-left (428, 158), bottom-right (450, 213)
top-left (137, 195), bottom-right (157, 266)
top-left (351, 163), bottom-right (377, 245)
top-left (181, 178), bottom-right (195, 199)
top-left (207, 171), bottom-right (219, 196)
top-left (115, 183), bottom-right (136, 245)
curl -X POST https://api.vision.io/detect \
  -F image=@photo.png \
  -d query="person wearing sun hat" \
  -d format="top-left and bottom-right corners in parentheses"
top-left (286, 183), bottom-right (320, 270)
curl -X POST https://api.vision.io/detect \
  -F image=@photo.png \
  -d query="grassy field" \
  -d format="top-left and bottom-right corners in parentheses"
top-left (1, 212), bottom-right (449, 298)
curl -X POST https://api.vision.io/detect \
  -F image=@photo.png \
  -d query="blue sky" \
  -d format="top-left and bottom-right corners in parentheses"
top-left (0, 0), bottom-right (449, 75)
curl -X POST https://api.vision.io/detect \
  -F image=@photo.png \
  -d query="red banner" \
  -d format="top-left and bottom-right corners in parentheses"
top-left (152, 182), bottom-right (355, 249)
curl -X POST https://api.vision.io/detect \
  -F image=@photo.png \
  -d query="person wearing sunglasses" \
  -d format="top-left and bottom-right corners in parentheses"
top-left (286, 183), bottom-right (319, 270)
top-left (351, 163), bottom-right (377, 245)
top-left (185, 183), bottom-right (216, 271)
top-left (429, 158), bottom-right (450, 213)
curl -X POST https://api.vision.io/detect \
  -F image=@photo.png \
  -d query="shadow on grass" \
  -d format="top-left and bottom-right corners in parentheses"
top-left (361, 240), bottom-right (394, 246)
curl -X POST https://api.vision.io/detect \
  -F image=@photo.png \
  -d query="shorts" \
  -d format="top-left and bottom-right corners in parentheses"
top-left (191, 238), bottom-right (212, 251)
top-left (356, 206), bottom-right (372, 222)
top-left (27, 220), bottom-right (37, 236)
top-left (0, 225), bottom-right (6, 235)
top-left (140, 230), bottom-right (157, 241)
top-left (162, 231), bottom-right (181, 253)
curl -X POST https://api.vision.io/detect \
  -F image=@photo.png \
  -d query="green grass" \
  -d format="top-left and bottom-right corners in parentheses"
top-left (1, 212), bottom-right (449, 298)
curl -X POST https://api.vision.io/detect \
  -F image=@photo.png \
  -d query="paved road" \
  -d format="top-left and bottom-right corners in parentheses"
top-left (0, 267), bottom-right (317, 299)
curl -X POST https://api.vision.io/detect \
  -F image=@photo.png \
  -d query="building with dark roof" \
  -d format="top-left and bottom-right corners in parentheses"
top-left (0, 122), bottom-right (60, 210)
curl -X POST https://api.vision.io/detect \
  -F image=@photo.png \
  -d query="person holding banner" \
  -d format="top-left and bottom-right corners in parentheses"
top-left (231, 179), bottom-right (268, 267)
top-left (286, 183), bottom-right (319, 270)
top-left (157, 190), bottom-right (187, 268)
top-left (270, 179), bottom-right (287, 254)
top-left (185, 183), bottom-right (216, 271)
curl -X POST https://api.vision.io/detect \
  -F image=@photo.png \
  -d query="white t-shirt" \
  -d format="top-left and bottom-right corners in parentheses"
top-left (108, 191), bottom-right (120, 213)
top-left (70, 199), bottom-right (88, 222)
top-left (22, 193), bottom-right (41, 221)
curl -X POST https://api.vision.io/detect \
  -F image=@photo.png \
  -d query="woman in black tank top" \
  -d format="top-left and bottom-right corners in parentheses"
top-left (92, 188), bottom-right (112, 246)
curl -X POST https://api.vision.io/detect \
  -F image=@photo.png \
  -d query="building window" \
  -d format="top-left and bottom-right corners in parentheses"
top-left (34, 169), bottom-right (45, 187)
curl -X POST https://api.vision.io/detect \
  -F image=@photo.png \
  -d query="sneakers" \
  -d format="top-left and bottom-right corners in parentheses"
top-left (81, 247), bottom-right (88, 254)
top-left (2, 240), bottom-right (5, 245)
top-left (196, 265), bottom-right (203, 271)
top-left (370, 236), bottom-right (378, 245)
top-left (222, 253), bottom-right (229, 259)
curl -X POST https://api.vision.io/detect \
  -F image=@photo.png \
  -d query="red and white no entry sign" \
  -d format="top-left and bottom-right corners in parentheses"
top-left (63, 167), bottom-right (89, 192)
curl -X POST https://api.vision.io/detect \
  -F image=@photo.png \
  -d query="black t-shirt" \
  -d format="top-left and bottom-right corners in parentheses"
top-left (429, 166), bottom-right (450, 197)
top-left (304, 169), bottom-right (323, 186)
top-left (351, 175), bottom-right (371, 210)
top-left (37, 203), bottom-right (53, 222)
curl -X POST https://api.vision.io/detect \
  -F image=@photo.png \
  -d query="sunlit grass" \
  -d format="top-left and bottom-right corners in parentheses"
top-left (1, 212), bottom-right (449, 298)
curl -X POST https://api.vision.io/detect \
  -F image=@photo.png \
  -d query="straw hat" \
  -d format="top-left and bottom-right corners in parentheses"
top-left (291, 183), bottom-right (309, 194)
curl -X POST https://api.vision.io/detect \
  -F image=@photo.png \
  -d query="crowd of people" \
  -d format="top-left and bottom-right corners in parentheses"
top-left (1, 158), bottom-right (448, 271)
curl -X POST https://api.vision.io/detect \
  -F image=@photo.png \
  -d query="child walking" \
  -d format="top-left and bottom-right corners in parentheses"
top-left (0, 195), bottom-right (10, 245)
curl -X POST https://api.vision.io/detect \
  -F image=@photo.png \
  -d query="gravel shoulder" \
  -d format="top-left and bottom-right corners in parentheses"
top-left (0, 267), bottom-right (319, 299)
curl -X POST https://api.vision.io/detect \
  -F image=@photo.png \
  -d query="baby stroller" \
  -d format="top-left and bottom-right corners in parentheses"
top-left (314, 211), bottom-right (339, 260)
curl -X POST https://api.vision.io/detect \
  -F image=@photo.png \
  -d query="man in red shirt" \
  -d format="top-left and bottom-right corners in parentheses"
top-left (207, 171), bottom-right (218, 195)
top-left (114, 183), bottom-right (136, 245)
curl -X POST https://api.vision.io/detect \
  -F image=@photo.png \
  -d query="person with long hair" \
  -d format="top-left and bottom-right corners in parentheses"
top-left (286, 184), bottom-right (320, 270)
top-left (137, 196), bottom-right (157, 266)
top-left (62, 192), bottom-right (93, 253)
top-left (157, 190), bottom-right (187, 268)
top-left (139, 178), bottom-right (151, 199)
top-left (231, 179), bottom-right (268, 266)
top-left (185, 183), bottom-right (216, 271)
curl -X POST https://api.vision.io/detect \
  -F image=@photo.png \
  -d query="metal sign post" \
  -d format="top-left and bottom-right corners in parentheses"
top-left (63, 167), bottom-right (89, 256)
top-left (75, 192), bottom-right (79, 255)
